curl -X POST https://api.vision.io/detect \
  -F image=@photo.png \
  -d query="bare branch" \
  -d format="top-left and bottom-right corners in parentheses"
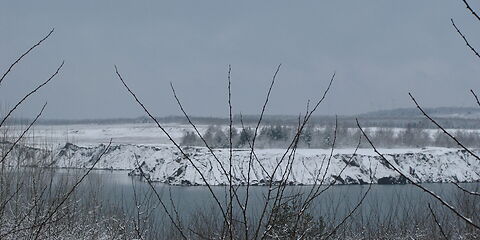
top-left (134, 156), bottom-right (187, 240)
top-left (322, 167), bottom-right (373, 240)
top-left (461, 0), bottom-right (480, 22)
top-left (409, 92), bottom-right (480, 161)
top-left (471, 89), bottom-right (480, 107)
top-left (453, 182), bottom-right (480, 196)
top-left (169, 83), bottom-right (230, 180)
top-left (0, 28), bottom-right (54, 86)
top-left (0, 61), bottom-right (64, 129)
top-left (254, 72), bottom-right (335, 240)
top-left (357, 118), bottom-right (480, 231)
top-left (227, 64), bottom-right (235, 239)
top-left (33, 139), bottom-right (113, 239)
top-left (451, 18), bottom-right (480, 59)
top-left (428, 203), bottom-right (449, 240)
top-left (114, 65), bottom-right (228, 221)
top-left (0, 103), bottom-right (47, 164)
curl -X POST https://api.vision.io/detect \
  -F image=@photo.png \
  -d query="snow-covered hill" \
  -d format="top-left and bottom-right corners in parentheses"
top-left (10, 142), bottom-right (480, 186)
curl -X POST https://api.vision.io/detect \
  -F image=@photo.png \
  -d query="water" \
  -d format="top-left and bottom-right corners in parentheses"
top-left (51, 168), bottom-right (478, 227)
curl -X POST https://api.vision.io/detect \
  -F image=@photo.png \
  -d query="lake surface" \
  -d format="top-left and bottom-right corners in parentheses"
top-left (46, 168), bottom-right (478, 228)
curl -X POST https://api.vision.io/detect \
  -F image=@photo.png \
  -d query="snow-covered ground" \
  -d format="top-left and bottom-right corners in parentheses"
top-left (17, 123), bottom-right (209, 147)
top-left (12, 123), bottom-right (480, 148)
top-left (8, 142), bottom-right (479, 186)
top-left (4, 123), bottom-right (480, 186)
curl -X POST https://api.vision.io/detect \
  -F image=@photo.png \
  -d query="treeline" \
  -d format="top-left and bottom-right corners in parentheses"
top-left (181, 124), bottom-right (480, 149)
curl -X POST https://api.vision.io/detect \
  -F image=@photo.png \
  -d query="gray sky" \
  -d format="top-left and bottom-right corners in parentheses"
top-left (1, 0), bottom-right (480, 119)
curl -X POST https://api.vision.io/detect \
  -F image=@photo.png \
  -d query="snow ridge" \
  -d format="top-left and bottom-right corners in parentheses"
top-left (38, 143), bottom-right (480, 185)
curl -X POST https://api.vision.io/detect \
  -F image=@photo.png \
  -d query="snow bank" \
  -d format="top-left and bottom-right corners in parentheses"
top-left (31, 143), bottom-right (480, 185)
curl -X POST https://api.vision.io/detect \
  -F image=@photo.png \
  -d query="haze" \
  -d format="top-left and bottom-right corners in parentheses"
top-left (1, 0), bottom-right (480, 120)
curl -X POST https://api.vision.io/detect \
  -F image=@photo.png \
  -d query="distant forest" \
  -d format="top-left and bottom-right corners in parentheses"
top-left (7, 106), bottom-right (480, 129)
top-left (181, 124), bottom-right (480, 149)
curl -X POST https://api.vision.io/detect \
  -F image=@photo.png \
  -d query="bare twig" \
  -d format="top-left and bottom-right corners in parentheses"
top-left (227, 65), bottom-right (235, 239)
top-left (170, 82), bottom-right (230, 182)
top-left (0, 29), bottom-right (54, 86)
top-left (461, 0), bottom-right (480, 22)
top-left (0, 103), bottom-right (47, 164)
top-left (254, 72), bottom-right (335, 240)
top-left (451, 19), bottom-right (480, 59)
top-left (33, 139), bottom-right (113, 239)
top-left (470, 89), bottom-right (480, 107)
top-left (131, 178), bottom-right (145, 240)
top-left (453, 182), bottom-right (480, 196)
top-left (428, 203), bottom-right (449, 240)
top-left (134, 156), bottom-right (187, 240)
top-left (357, 118), bottom-right (480, 230)
top-left (322, 164), bottom-right (374, 240)
top-left (0, 61), bottom-right (64, 129)
top-left (114, 66), bottom-right (228, 221)
top-left (409, 92), bottom-right (480, 161)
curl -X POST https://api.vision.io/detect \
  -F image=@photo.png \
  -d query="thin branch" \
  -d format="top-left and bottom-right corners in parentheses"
top-left (247, 64), bottom-right (282, 213)
top-left (239, 114), bottom-right (271, 178)
top-left (227, 64), bottom-right (235, 239)
top-left (303, 135), bottom-right (362, 215)
top-left (470, 89), bottom-right (480, 107)
top-left (0, 103), bottom-right (47, 164)
top-left (409, 92), bottom-right (480, 161)
top-left (114, 65), bottom-right (227, 220)
top-left (169, 83), bottom-right (230, 181)
top-left (0, 61), bottom-right (64, 129)
top-left (171, 77), bottom-right (245, 236)
top-left (131, 178), bottom-right (145, 240)
top-left (0, 28), bottom-right (54, 86)
top-left (428, 203), bottom-right (449, 240)
top-left (451, 18), bottom-right (480, 59)
top-left (357, 118), bottom-right (480, 231)
top-left (134, 157), bottom-right (187, 240)
top-left (453, 182), bottom-right (480, 196)
top-left (322, 167), bottom-right (374, 240)
top-left (254, 71), bottom-right (335, 240)
top-left (461, 0), bottom-right (480, 22)
top-left (33, 139), bottom-right (113, 239)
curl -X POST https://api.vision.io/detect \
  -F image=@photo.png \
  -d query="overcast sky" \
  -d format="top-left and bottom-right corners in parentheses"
top-left (1, 1), bottom-right (480, 120)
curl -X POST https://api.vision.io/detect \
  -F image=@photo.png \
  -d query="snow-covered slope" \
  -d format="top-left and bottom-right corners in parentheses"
top-left (21, 143), bottom-right (479, 186)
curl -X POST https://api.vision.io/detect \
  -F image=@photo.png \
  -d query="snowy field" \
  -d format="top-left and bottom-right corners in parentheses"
top-left (18, 123), bottom-right (210, 147)
top-left (5, 122), bottom-right (480, 185)
top-left (11, 122), bottom-right (480, 147)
